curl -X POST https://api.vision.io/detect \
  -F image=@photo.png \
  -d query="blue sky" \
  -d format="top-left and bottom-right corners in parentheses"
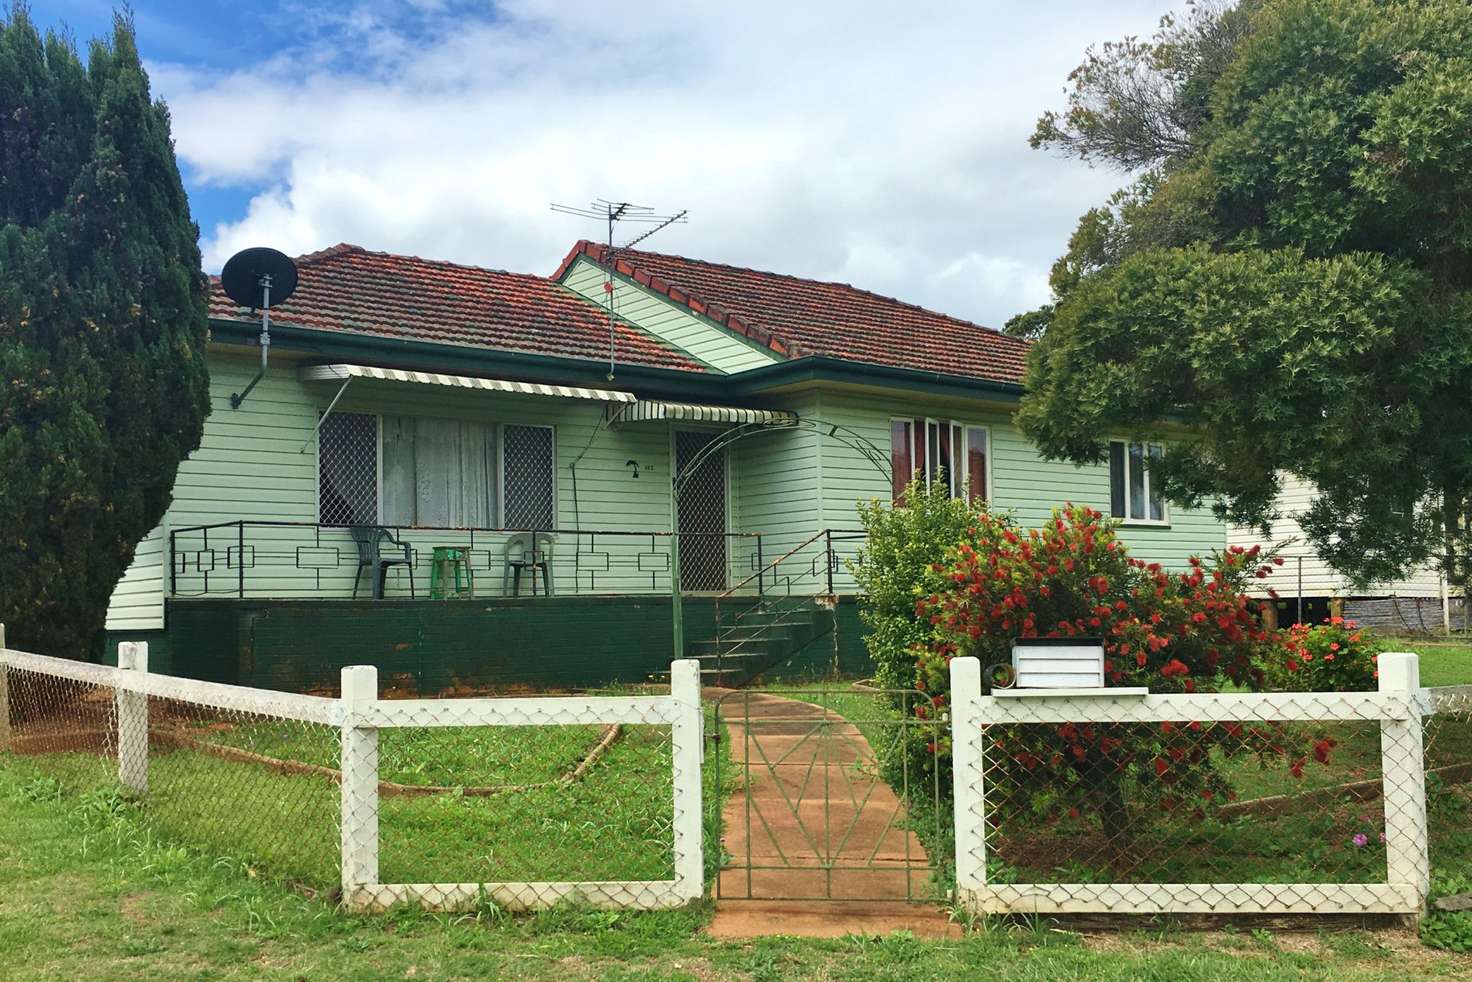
top-left (40, 1), bottom-right (1176, 327)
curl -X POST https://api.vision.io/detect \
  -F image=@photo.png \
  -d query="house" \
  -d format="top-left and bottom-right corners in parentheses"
top-left (103, 241), bottom-right (1228, 693)
top-left (1228, 473), bottom-right (1463, 632)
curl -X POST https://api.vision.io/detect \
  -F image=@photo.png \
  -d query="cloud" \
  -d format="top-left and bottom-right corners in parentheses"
top-left (151, 0), bottom-right (1173, 327)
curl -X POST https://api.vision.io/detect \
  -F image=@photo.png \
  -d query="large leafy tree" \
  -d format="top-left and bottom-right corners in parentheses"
top-left (1016, 0), bottom-right (1472, 589)
top-left (0, 8), bottom-right (209, 659)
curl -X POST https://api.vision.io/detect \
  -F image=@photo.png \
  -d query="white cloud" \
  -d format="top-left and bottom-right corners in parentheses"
top-left (151, 0), bottom-right (1174, 327)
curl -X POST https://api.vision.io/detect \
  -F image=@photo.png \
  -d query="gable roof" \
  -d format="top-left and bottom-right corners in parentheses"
top-left (553, 240), bottom-right (1031, 385)
top-left (209, 244), bottom-right (708, 373)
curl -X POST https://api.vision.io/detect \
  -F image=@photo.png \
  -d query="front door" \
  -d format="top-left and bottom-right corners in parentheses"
top-left (674, 429), bottom-right (727, 591)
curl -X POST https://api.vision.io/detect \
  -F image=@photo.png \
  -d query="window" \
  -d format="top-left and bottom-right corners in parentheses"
top-left (318, 412), bottom-right (379, 526)
top-left (317, 413), bottom-right (555, 529)
top-left (1109, 440), bottom-right (1166, 523)
top-left (890, 417), bottom-right (988, 505)
top-left (501, 424), bottom-right (556, 530)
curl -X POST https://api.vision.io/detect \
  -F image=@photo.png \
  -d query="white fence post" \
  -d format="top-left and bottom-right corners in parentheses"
top-left (0, 623), bottom-right (10, 754)
top-left (669, 658), bottom-right (705, 902)
top-left (950, 656), bottom-right (986, 911)
top-left (1378, 651), bottom-right (1430, 914)
top-left (117, 642), bottom-right (149, 794)
top-left (340, 665), bottom-right (380, 910)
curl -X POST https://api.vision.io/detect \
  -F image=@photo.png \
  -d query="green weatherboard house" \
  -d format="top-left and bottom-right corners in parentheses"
top-left (103, 240), bottom-right (1225, 693)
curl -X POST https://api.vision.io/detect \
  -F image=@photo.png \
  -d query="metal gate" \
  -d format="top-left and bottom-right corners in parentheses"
top-left (674, 430), bottom-right (727, 591)
top-left (713, 687), bottom-right (948, 902)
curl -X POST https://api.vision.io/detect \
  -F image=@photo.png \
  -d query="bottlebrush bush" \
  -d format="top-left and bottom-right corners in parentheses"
top-left (904, 504), bottom-right (1324, 848)
top-left (1263, 618), bottom-right (1382, 692)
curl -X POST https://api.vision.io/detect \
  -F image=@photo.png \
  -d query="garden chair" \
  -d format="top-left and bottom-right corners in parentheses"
top-left (350, 526), bottom-right (415, 600)
top-left (503, 532), bottom-right (555, 596)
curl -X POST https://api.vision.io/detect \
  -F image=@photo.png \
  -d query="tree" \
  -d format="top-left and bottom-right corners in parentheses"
top-left (1015, 0), bottom-right (1472, 590)
top-left (0, 7), bottom-right (209, 660)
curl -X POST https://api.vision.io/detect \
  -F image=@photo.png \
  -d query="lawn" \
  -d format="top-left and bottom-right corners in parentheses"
top-left (0, 706), bottom-right (724, 893)
top-left (4, 765), bottom-right (1472, 980)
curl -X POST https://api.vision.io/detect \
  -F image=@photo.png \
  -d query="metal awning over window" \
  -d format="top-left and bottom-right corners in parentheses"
top-left (299, 363), bottom-right (637, 403)
top-left (611, 400), bottom-right (797, 426)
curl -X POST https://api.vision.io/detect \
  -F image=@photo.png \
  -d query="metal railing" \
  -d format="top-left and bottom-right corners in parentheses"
top-left (168, 521), bottom-right (765, 601)
top-left (709, 529), bottom-right (866, 682)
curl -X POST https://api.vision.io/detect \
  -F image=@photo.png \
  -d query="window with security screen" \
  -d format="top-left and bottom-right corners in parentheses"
top-left (319, 412), bottom-right (379, 526)
top-left (502, 424), bottom-right (555, 529)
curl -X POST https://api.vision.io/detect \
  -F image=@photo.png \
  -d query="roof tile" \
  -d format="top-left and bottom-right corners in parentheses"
top-left (210, 244), bottom-right (707, 373)
top-left (555, 240), bottom-right (1030, 385)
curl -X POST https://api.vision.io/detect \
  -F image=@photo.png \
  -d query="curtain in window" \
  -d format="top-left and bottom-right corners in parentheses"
top-left (965, 426), bottom-right (988, 503)
top-left (890, 420), bottom-right (912, 504)
top-left (381, 416), bottom-right (496, 527)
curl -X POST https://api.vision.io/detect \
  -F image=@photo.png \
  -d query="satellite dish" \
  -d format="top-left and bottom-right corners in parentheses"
top-left (223, 247), bottom-right (298, 410)
top-left (221, 247), bottom-right (298, 310)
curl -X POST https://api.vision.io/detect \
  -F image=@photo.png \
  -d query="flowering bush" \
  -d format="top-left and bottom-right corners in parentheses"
top-left (1264, 618), bottom-right (1381, 692)
top-left (916, 504), bottom-right (1275, 696)
top-left (910, 504), bottom-right (1320, 844)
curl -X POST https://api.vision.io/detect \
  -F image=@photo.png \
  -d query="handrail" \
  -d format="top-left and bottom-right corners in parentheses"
top-left (712, 528), bottom-right (868, 682)
top-left (717, 529), bottom-right (831, 602)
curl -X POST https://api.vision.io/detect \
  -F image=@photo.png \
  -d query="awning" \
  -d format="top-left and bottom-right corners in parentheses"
top-left (612, 400), bottom-right (797, 426)
top-left (299, 363), bottom-right (637, 403)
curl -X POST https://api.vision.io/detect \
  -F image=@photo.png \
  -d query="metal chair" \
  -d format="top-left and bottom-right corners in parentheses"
top-left (350, 526), bottom-right (415, 600)
top-left (503, 532), bottom-right (555, 596)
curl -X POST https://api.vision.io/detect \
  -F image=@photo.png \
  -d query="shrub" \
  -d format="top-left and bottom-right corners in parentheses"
top-left (1262, 619), bottom-right (1382, 692)
top-left (910, 504), bottom-right (1318, 847)
top-left (917, 505), bottom-right (1274, 697)
top-left (851, 480), bottom-right (976, 695)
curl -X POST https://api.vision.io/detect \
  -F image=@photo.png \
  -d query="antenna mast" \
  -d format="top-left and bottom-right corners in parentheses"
top-left (551, 199), bottom-right (688, 380)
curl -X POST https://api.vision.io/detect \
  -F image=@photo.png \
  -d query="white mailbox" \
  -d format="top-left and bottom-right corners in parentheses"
top-left (1011, 638), bottom-right (1106, 690)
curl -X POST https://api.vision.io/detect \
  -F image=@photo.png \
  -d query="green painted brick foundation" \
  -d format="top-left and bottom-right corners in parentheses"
top-left (118, 596), bottom-right (873, 695)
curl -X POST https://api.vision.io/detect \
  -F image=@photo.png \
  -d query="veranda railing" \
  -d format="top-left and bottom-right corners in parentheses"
top-left (169, 520), bottom-right (765, 600)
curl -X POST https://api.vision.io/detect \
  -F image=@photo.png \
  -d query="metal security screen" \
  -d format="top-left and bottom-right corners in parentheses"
top-left (675, 430), bottom-right (727, 592)
top-left (503, 424), bottom-right (555, 530)
top-left (319, 412), bottom-right (378, 526)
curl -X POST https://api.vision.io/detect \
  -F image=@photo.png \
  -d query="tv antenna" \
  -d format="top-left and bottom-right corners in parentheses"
top-left (221, 247), bottom-right (298, 409)
top-left (551, 199), bottom-right (687, 380)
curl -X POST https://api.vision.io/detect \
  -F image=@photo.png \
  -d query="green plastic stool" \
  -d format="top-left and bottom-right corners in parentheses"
top-left (429, 546), bottom-right (474, 599)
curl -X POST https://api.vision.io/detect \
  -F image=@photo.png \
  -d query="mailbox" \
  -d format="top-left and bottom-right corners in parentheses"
top-left (1011, 638), bottom-right (1106, 690)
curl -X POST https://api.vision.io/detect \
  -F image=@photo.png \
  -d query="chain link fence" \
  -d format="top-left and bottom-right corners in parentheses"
top-left (1422, 685), bottom-right (1472, 913)
top-left (0, 642), bottom-right (703, 912)
top-left (950, 655), bottom-right (1440, 915)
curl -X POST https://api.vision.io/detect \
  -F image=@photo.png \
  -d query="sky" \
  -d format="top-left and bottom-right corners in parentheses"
top-left (43, 0), bottom-right (1175, 329)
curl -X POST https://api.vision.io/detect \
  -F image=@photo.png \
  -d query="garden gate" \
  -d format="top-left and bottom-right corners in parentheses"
top-left (713, 687), bottom-right (949, 903)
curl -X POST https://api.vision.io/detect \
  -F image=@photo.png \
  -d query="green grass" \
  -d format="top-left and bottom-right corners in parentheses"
top-left (1382, 641), bottom-right (1472, 688)
top-left (5, 765), bottom-right (1472, 980)
top-left (3, 716), bottom-right (691, 891)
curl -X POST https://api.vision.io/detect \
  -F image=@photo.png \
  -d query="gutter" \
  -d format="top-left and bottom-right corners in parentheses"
top-left (208, 319), bottom-right (1028, 406)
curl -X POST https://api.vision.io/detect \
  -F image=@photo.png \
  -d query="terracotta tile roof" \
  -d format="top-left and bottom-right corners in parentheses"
top-left (553, 240), bottom-right (1030, 385)
top-left (209, 243), bottom-right (708, 373)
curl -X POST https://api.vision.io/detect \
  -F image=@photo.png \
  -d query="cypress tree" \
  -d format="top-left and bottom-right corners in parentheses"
top-left (0, 6), bottom-right (209, 660)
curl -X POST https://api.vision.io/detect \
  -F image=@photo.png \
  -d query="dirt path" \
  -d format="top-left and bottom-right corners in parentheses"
top-left (706, 690), bottom-right (960, 939)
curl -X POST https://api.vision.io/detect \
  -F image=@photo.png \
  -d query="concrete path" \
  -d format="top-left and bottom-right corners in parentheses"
top-left (705, 690), bottom-right (960, 939)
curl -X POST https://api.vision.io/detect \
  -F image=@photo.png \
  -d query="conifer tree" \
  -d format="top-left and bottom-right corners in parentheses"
top-left (0, 6), bottom-right (209, 659)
